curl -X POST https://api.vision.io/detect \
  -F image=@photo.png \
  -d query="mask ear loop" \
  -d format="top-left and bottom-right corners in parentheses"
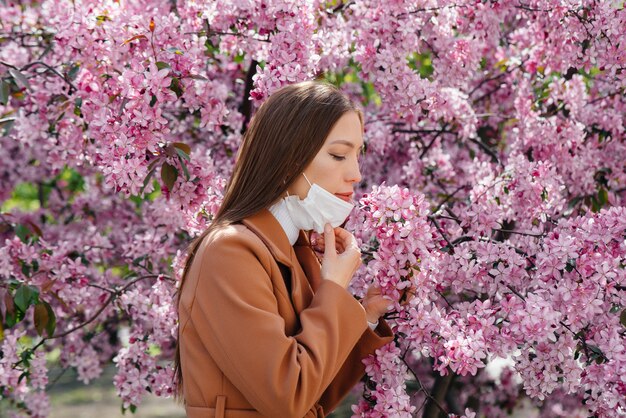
top-left (285, 173), bottom-right (312, 199)
top-left (284, 178), bottom-right (290, 198)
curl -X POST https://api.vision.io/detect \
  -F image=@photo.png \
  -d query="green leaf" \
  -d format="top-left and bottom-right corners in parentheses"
top-left (5, 309), bottom-right (19, 328)
top-left (0, 117), bottom-right (15, 136)
top-left (565, 258), bottom-right (576, 272)
top-left (33, 303), bottom-right (49, 336)
top-left (172, 142), bottom-right (191, 156)
top-left (169, 77), bottom-right (183, 98)
top-left (14, 224), bottom-right (30, 243)
top-left (178, 154), bottom-right (190, 181)
top-left (18, 371), bottom-right (29, 384)
top-left (14, 285), bottom-right (39, 313)
top-left (568, 196), bottom-right (582, 209)
top-left (20, 349), bottom-right (33, 367)
top-left (587, 344), bottom-right (604, 357)
top-left (0, 80), bottom-right (10, 105)
top-left (155, 61), bottom-right (170, 70)
top-left (8, 68), bottom-right (31, 90)
top-left (141, 167), bottom-right (157, 194)
top-left (620, 309), bottom-right (626, 327)
top-left (67, 64), bottom-right (81, 81)
top-left (149, 94), bottom-right (157, 107)
top-left (590, 195), bottom-right (601, 213)
top-left (4, 292), bottom-right (14, 316)
top-left (44, 301), bottom-right (56, 337)
top-left (161, 162), bottom-right (178, 189)
top-left (598, 187), bottom-right (608, 206)
top-left (21, 261), bottom-right (31, 276)
top-left (175, 147), bottom-right (190, 161)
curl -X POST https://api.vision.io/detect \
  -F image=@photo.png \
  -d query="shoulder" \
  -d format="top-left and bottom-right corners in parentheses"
top-left (180, 223), bottom-right (277, 310)
top-left (198, 223), bottom-right (274, 270)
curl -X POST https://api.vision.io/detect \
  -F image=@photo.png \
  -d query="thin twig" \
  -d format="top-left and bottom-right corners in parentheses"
top-left (491, 228), bottom-right (545, 238)
top-left (429, 216), bottom-right (454, 251)
top-left (400, 349), bottom-right (450, 416)
top-left (433, 184), bottom-right (468, 214)
top-left (17, 274), bottom-right (174, 359)
top-left (467, 136), bottom-right (501, 166)
top-left (1, 60), bottom-right (78, 93)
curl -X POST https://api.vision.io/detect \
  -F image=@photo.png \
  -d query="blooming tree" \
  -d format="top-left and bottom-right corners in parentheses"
top-left (1, 0), bottom-right (625, 417)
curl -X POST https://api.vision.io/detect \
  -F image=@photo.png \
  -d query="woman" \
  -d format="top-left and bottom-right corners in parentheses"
top-left (175, 81), bottom-right (395, 418)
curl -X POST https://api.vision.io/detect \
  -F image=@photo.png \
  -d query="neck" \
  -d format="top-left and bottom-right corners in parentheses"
top-left (268, 199), bottom-right (300, 245)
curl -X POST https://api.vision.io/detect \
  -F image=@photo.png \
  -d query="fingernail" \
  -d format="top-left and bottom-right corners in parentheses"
top-left (324, 223), bottom-right (332, 233)
top-left (386, 305), bottom-right (394, 311)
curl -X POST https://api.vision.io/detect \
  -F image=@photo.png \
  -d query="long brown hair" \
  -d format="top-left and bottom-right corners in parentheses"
top-left (173, 80), bottom-right (362, 398)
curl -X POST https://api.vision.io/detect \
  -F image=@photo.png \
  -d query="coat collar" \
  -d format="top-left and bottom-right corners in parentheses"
top-left (243, 209), bottom-right (322, 294)
top-left (241, 208), bottom-right (297, 266)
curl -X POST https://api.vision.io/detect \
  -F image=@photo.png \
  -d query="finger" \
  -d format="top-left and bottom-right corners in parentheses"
top-left (332, 227), bottom-right (351, 244)
top-left (366, 284), bottom-right (382, 296)
top-left (323, 223), bottom-right (336, 257)
top-left (334, 227), bottom-right (358, 251)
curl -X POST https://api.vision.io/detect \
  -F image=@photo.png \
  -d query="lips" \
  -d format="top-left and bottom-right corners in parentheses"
top-left (334, 192), bottom-right (354, 203)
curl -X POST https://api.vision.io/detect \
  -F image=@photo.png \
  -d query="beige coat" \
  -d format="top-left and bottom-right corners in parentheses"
top-left (178, 209), bottom-right (393, 418)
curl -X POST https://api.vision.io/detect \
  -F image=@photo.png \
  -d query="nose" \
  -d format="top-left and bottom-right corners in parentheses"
top-left (347, 158), bottom-right (362, 185)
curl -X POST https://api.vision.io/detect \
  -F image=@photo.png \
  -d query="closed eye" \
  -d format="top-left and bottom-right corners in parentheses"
top-left (330, 153), bottom-right (346, 161)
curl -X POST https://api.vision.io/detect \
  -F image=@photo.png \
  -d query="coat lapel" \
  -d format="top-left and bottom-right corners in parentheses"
top-left (242, 209), bottom-right (294, 267)
top-left (294, 232), bottom-right (323, 293)
top-left (242, 210), bottom-right (316, 318)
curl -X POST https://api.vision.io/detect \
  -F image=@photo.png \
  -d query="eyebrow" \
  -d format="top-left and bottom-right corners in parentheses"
top-left (328, 139), bottom-right (364, 148)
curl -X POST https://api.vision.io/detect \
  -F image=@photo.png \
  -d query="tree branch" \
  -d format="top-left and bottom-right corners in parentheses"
top-left (0, 60), bottom-right (78, 93)
top-left (400, 350), bottom-right (451, 417)
top-left (423, 370), bottom-right (454, 418)
top-left (239, 59), bottom-right (258, 134)
top-left (22, 274), bottom-right (174, 358)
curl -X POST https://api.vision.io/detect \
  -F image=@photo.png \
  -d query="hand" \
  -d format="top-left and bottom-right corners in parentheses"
top-left (361, 285), bottom-right (394, 324)
top-left (362, 284), bottom-right (416, 323)
top-left (320, 224), bottom-right (361, 289)
top-left (311, 230), bottom-right (347, 255)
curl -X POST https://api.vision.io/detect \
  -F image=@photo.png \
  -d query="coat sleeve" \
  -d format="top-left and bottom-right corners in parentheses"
top-left (319, 320), bottom-right (394, 413)
top-left (187, 229), bottom-right (369, 418)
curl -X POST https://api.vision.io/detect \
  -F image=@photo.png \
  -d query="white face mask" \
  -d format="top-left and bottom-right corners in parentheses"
top-left (283, 173), bottom-right (355, 233)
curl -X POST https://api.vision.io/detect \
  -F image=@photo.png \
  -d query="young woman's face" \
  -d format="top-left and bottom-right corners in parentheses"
top-left (288, 111), bottom-right (363, 202)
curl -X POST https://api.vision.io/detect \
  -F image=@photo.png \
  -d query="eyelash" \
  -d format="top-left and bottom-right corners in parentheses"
top-left (330, 154), bottom-right (346, 161)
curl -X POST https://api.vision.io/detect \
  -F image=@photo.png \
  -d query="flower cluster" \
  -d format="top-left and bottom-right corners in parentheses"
top-left (350, 185), bottom-right (626, 416)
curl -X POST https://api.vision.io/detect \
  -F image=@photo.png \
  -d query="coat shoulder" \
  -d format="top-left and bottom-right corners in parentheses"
top-left (201, 223), bottom-right (273, 266)
top-left (180, 223), bottom-right (276, 309)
